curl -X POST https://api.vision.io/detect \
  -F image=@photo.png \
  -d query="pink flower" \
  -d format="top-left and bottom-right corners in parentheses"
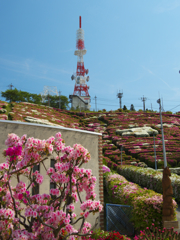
top-left (33, 211), bottom-right (37, 218)
top-left (84, 211), bottom-right (89, 218)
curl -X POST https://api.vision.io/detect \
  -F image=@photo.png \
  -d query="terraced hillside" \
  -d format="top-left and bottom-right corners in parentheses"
top-left (2, 100), bottom-right (180, 237)
top-left (1, 100), bottom-right (180, 170)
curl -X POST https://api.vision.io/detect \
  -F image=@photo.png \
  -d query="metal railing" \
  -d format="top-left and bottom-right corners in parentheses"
top-left (106, 203), bottom-right (134, 237)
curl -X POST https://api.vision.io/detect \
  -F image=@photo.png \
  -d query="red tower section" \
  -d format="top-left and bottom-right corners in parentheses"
top-left (71, 16), bottom-right (90, 97)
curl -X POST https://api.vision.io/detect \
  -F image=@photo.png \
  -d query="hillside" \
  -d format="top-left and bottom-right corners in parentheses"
top-left (1, 100), bottom-right (180, 170)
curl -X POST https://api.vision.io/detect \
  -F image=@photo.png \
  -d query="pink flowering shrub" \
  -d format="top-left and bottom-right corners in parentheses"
top-left (0, 114), bottom-right (8, 120)
top-left (0, 132), bottom-right (103, 240)
top-left (102, 165), bottom-right (110, 173)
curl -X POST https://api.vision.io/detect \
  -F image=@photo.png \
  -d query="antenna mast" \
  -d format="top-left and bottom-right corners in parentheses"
top-left (117, 90), bottom-right (123, 109)
top-left (141, 95), bottom-right (147, 111)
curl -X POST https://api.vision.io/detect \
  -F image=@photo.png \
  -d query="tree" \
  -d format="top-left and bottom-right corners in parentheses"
top-left (1, 89), bottom-right (69, 109)
top-left (130, 104), bottom-right (135, 111)
top-left (123, 105), bottom-right (127, 111)
top-left (0, 132), bottom-right (102, 239)
top-left (1, 88), bottom-right (42, 104)
top-left (43, 95), bottom-right (69, 110)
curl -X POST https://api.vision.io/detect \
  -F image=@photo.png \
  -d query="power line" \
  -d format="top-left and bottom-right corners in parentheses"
top-left (1, 85), bottom-right (180, 112)
top-left (167, 104), bottom-right (180, 112)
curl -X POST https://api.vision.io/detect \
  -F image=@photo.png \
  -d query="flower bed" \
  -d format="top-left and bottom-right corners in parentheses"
top-left (0, 101), bottom-right (8, 120)
top-left (104, 159), bottom-right (180, 203)
top-left (104, 170), bottom-right (177, 232)
top-left (9, 102), bottom-right (80, 128)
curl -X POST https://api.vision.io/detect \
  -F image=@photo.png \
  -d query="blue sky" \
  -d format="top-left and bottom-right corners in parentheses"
top-left (0, 0), bottom-right (180, 112)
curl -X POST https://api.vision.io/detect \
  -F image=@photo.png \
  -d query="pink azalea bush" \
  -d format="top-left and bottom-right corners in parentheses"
top-left (104, 171), bottom-right (178, 232)
top-left (0, 114), bottom-right (8, 120)
top-left (0, 132), bottom-right (103, 239)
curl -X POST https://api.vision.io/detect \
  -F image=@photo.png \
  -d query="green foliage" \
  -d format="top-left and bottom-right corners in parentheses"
top-left (1, 88), bottom-right (42, 104)
top-left (90, 228), bottom-right (109, 239)
top-left (1, 89), bottom-right (69, 110)
top-left (178, 162), bottom-right (180, 167)
top-left (157, 160), bottom-right (171, 169)
top-left (165, 111), bottom-right (173, 115)
top-left (130, 104), bottom-right (135, 111)
top-left (42, 95), bottom-right (69, 110)
top-left (123, 105), bottom-right (127, 111)
top-left (135, 223), bottom-right (180, 240)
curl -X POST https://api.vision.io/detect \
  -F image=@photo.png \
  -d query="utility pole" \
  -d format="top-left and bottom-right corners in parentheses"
top-left (151, 103), bottom-right (153, 111)
top-left (117, 90), bottom-right (123, 109)
top-left (157, 98), bottom-right (167, 168)
top-left (162, 98), bottom-right (164, 112)
top-left (59, 91), bottom-right (61, 109)
top-left (141, 95), bottom-right (147, 111)
top-left (7, 83), bottom-right (14, 102)
top-left (94, 96), bottom-right (97, 112)
top-left (48, 91), bottom-right (50, 107)
top-left (8, 83), bottom-right (14, 90)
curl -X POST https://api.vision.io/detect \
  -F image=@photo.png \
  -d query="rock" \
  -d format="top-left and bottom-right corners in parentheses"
top-left (142, 143), bottom-right (150, 146)
top-left (24, 116), bottom-right (64, 127)
top-left (116, 129), bottom-right (132, 134)
top-left (156, 123), bottom-right (174, 128)
top-left (122, 131), bottom-right (134, 136)
top-left (116, 126), bottom-right (158, 137)
top-left (129, 124), bottom-right (139, 128)
top-left (133, 129), bottom-right (149, 137)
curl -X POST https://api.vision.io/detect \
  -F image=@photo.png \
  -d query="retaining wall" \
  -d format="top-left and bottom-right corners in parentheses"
top-left (0, 120), bottom-right (104, 229)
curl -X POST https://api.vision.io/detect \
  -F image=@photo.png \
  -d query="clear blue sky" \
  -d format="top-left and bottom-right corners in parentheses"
top-left (0, 0), bottom-right (180, 112)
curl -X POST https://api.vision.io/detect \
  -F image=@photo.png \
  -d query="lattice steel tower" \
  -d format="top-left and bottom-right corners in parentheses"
top-left (70, 16), bottom-right (91, 110)
top-left (71, 16), bottom-right (90, 96)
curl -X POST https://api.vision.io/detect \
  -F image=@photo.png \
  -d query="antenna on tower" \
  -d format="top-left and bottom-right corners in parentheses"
top-left (79, 16), bottom-right (81, 28)
top-left (69, 16), bottom-right (91, 111)
top-left (40, 86), bottom-right (58, 106)
top-left (117, 90), bottom-right (123, 109)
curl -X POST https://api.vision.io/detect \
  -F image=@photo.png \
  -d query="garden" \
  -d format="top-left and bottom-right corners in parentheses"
top-left (1, 101), bottom-right (180, 239)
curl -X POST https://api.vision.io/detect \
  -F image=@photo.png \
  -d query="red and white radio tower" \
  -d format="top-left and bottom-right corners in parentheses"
top-left (71, 16), bottom-right (90, 97)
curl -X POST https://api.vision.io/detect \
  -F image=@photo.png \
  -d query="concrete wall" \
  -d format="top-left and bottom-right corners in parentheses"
top-left (71, 95), bottom-right (90, 110)
top-left (0, 120), bottom-right (104, 229)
